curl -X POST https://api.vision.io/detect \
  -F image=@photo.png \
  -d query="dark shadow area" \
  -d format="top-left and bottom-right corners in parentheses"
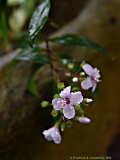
top-left (107, 132), bottom-right (120, 160)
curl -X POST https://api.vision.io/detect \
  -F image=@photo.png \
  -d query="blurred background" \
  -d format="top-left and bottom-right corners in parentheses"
top-left (0, 0), bottom-right (120, 159)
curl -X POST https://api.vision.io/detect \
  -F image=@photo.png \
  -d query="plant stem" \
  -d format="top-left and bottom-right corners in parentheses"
top-left (46, 40), bottom-right (60, 83)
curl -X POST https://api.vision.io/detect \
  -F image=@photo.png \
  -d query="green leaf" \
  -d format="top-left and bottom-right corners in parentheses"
top-left (55, 53), bottom-right (72, 60)
top-left (16, 32), bottom-right (30, 48)
top-left (27, 63), bottom-right (43, 95)
top-left (0, 1), bottom-right (9, 46)
top-left (28, 0), bottom-right (50, 40)
top-left (15, 47), bottom-right (50, 64)
top-left (49, 34), bottom-right (109, 55)
top-left (50, 21), bottom-right (59, 29)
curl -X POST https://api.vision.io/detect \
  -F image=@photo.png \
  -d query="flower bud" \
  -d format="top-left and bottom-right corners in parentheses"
top-left (62, 59), bottom-right (68, 65)
top-left (72, 77), bottom-right (78, 82)
top-left (51, 109), bottom-right (59, 117)
top-left (84, 98), bottom-right (93, 103)
top-left (65, 72), bottom-right (71, 77)
top-left (67, 63), bottom-right (74, 70)
top-left (78, 117), bottom-right (91, 124)
top-left (79, 72), bottom-right (85, 76)
top-left (41, 101), bottom-right (49, 108)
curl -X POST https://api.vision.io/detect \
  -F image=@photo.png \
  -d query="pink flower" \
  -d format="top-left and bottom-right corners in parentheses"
top-left (52, 86), bottom-right (83, 119)
top-left (42, 127), bottom-right (61, 144)
top-left (81, 64), bottom-right (101, 92)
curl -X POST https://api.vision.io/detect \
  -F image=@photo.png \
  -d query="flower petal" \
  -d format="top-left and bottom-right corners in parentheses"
top-left (92, 81), bottom-right (97, 92)
top-left (52, 128), bottom-right (61, 144)
top-left (93, 68), bottom-right (100, 79)
top-left (70, 91), bottom-right (83, 105)
top-left (63, 105), bottom-right (75, 119)
top-left (81, 77), bottom-right (93, 90)
top-left (60, 86), bottom-right (71, 98)
top-left (42, 127), bottom-right (61, 144)
top-left (42, 128), bottom-right (53, 141)
top-left (52, 98), bottom-right (63, 110)
top-left (82, 64), bottom-right (94, 76)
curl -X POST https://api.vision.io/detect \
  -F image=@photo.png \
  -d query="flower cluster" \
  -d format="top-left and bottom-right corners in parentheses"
top-left (42, 63), bottom-right (101, 144)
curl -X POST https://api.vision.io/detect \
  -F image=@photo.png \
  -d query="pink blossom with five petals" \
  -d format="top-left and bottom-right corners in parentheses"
top-left (81, 64), bottom-right (101, 92)
top-left (52, 86), bottom-right (83, 119)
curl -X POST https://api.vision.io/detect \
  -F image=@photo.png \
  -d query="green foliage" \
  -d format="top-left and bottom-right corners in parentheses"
top-left (16, 32), bottom-right (30, 48)
top-left (27, 63), bottom-right (43, 95)
top-left (57, 82), bottom-right (65, 90)
top-left (53, 93), bottom-right (60, 98)
top-left (49, 34), bottom-right (109, 54)
top-left (28, 0), bottom-right (50, 40)
top-left (79, 107), bottom-right (84, 115)
top-left (55, 53), bottom-right (72, 60)
top-left (15, 47), bottom-right (50, 64)
top-left (0, 0), bottom-right (9, 47)
top-left (6, 46), bottom-right (51, 73)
